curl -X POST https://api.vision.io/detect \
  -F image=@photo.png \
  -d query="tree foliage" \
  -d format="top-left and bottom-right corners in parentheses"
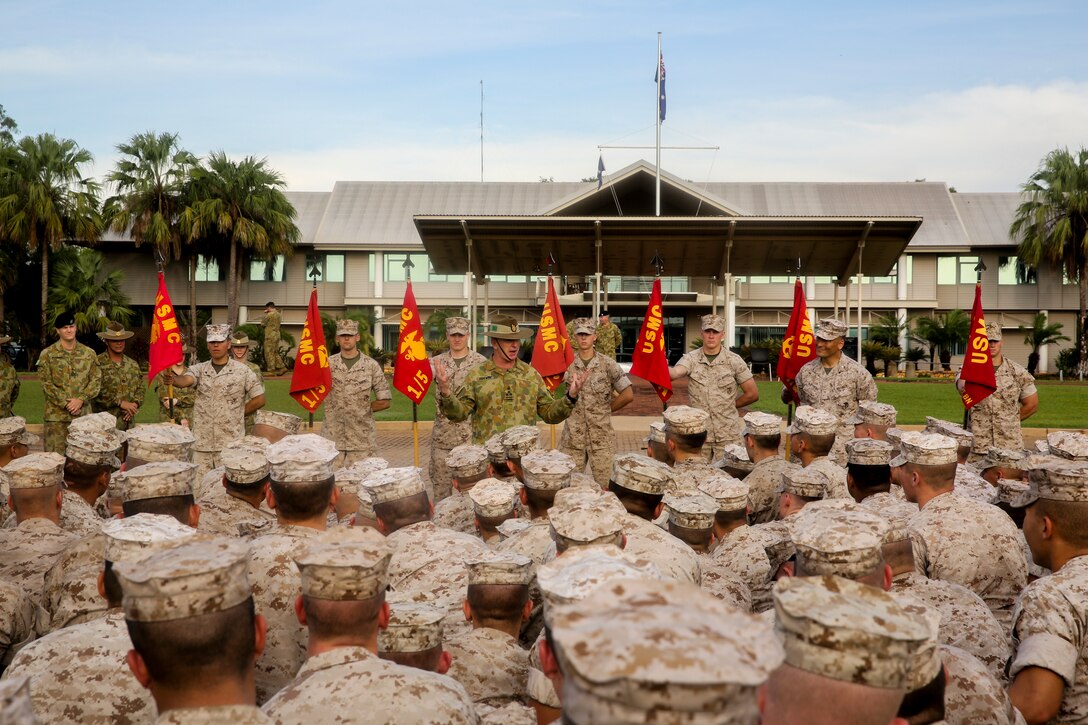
top-left (911, 310), bottom-right (969, 370)
top-left (1019, 312), bottom-right (1069, 374)
top-left (46, 246), bottom-right (133, 333)
top-left (1010, 146), bottom-right (1088, 374)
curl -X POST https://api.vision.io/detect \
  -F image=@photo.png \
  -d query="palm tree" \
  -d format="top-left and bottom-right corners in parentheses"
top-left (1010, 147), bottom-right (1088, 375)
top-left (1018, 312), bottom-right (1069, 374)
top-left (868, 312), bottom-right (906, 347)
top-left (46, 246), bottom-right (134, 334)
top-left (182, 153), bottom-right (299, 326)
top-left (0, 133), bottom-right (102, 346)
top-left (911, 310), bottom-right (970, 370)
top-left (103, 131), bottom-right (198, 347)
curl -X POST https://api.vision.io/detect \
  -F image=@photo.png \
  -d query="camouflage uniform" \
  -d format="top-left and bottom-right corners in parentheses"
top-left (619, 513), bottom-right (701, 585)
top-left (746, 456), bottom-right (798, 525)
top-left (0, 579), bottom-right (40, 670)
top-left (323, 352), bottom-right (391, 463)
top-left (160, 705), bottom-right (272, 724)
top-left (42, 533), bottom-right (107, 631)
top-left (593, 320), bottom-right (621, 359)
top-left (495, 520), bottom-right (555, 565)
top-left (0, 519), bottom-right (79, 607)
top-left (794, 354), bottom-right (877, 462)
top-left (558, 352), bottom-right (630, 487)
top-left (247, 523), bottom-right (323, 703)
top-left (59, 489), bottom-right (104, 537)
top-left (3, 609), bottom-right (155, 723)
top-left (187, 359), bottom-right (264, 477)
top-left (440, 360), bottom-right (574, 444)
top-left (672, 347), bottom-right (753, 458)
top-left (262, 646), bottom-right (479, 724)
top-left (429, 349), bottom-right (487, 500)
top-left (940, 644), bottom-right (1027, 725)
top-left (960, 358), bottom-right (1037, 456)
top-left (909, 491), bottom-right (1028, 631)
top-left (0, 353), bottom-right (19, 418)
top-left (805, 455), bottom-right (850, 500)
top-left (385, 521), bottom-right (488, 640)
top-left (709, 523), bottom-right (782, 613)
top-left (433, 492), bottom-right (476, 535)
top-left (36, 341), bottom-right (101, 454)
top-left (262, 308), bottom-right (287, 375)
top-left (445, 627), bottom-right (529, 706)
top-left (891, 570), bottom-right (1010, 681)
top-left (698, 557), bottom-right (753, 611)
top-left (92, 352), bottom-right (144, 427)
top-left (152, 370), bottom-right (195, 424)
top-left (197, 490), bottom-right (275, 538)
top-left (1010, 554), bottom-right (1088, 722)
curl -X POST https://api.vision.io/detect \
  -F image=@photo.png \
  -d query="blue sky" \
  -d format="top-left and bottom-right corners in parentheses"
top-left (4, 1), bottom-right (1087, 191)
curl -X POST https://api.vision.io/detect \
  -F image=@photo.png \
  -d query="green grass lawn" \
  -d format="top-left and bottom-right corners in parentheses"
top-left (8, 375), bottom-right (1085, 428)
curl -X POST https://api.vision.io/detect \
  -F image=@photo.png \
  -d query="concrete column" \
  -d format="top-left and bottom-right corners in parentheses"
top-left (1039, 310), bottom-right (1049, 373)
top-left (373, 252), bottom-right (384, 299)
top-left (374, 305), bottom-right (384, 351)
top-left (896, 254), bottom-right (908, 301)
top-left (725, 274), bottom-right (736, 347)
top-left (898, 307), bottom-right (908, 352)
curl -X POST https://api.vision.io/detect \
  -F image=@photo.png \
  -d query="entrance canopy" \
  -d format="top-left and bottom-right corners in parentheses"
top-left (415, 215), bottom-right (921, 282)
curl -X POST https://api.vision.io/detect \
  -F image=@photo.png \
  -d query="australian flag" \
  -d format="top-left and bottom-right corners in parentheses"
top-left (655, 54), bottom-right (666, 122)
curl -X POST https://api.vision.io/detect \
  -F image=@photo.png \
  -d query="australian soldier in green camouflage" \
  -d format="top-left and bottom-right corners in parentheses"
top-left (37, 313), bottom-right (102, 454)
top-left (437, 314), bottom-right (587, 444)
top-left (0, 333), bottom-right (18, 418)
top-left (93, 322), bottom-right (144, 428)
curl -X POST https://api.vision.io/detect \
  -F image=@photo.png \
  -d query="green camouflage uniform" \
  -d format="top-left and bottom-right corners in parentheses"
top-left (440, 359), bottom-right (575, 444)
top-left (0, 354), bottom-right (18, 418)
top-left (93, 352), bottom-right (144, 428)
top-left (594, 321), bottom-right (622, 359)
top-left (153, 370), bottom-right (195, 424)
top-left (37, 341), bottom-right (101, 454)
top-left (262, 309), bottom-right (288, 375)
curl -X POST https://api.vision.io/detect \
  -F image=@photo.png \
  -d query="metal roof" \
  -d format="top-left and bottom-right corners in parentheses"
top-left (414, 215), bottom-right (921, 280)
top-left (951, 192), bottom-right (1022, 248)
top-left (285, 191), bottom-right (332, 246)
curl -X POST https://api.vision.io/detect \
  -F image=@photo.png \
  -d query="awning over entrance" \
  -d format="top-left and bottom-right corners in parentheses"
top-left (414, 215), bottom-right (922, 282)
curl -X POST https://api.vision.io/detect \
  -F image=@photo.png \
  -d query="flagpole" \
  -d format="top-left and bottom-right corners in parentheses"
top-left (151, 249), bottom-right (178, 425)
top-left (655, 31), bottom-right (662, 218)
top-left (403, 257), bottom-right (421, 468)
top-left (309, 271), bottom-right (319, 431)
top-left (652, 251), bottom-right (667, 412)
top-left (548, 255), bottom-right (558, 450)
top-left (964, 261), bottom-right (986, 429)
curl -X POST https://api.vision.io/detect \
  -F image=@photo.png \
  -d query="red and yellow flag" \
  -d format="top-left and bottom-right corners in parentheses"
top-left (630, 278), bottom-right (672, 403)
top-left (777, 279), bottom-right (817, 404)
top-left (289, 288), bottom-right (332, 413)
top-left (531, 276), bottom-right (574, 392)
top-left (960, 283), bottom-right (997, 409)
top-left (392, 280), bottom-right (432, 405)
top-left (147, 272), bottom-right (184, 383)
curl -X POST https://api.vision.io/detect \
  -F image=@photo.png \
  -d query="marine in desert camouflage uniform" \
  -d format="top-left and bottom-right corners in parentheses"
top-left (1008, 460), bottom-right (1088, 723)
top-left (669, 314), bottom-right (759, 460)
top-left (323, 319), bottom-right (391, 467)
top-left (2, 514), bottom-right (194, 723)
top-left (248, 434), bottom-right (338, 703)
top-left (36, 312), bottom-right (101, 454)
top-left (956, 322), bottom-right (1039, 458)
top-left (788, 318), bottom-right (877, 464)
top-left (896, 431), bottom-right (1027, 631)
top-left (429, 317), bottom-right (486, 501)
top-left (444, 553), bottom-right (532, 707)
top-left (558, 318), bottom-right (632, 487)
top-left (437, 315), bottom-right (584, 445)
top-left (163, 324), bottom-right (265, 478)
top-left (92, 321), bottom-right (144, 429)
top-left (0, 333), bottom-right (20, 418)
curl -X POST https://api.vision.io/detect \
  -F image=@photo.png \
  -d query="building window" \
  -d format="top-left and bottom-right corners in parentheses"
top-left (999, 256), bottom-right (1037, 285)
top-left (385, 252), bottom-right (456, 282)
top-left (606, 277), bottom-right (689, 292)
top-left (937, 255), bottom-right (978, 285)
top-left (305, 253), bottom-right (345, 283)
top-left (738, 276), bottom-right (792, 284)
top-left (490, 275), bottom-right (548, 284)
top-left (194, 256), bottom-right (221, 282)
top-left (249, 255), bottom-right (286, 282)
